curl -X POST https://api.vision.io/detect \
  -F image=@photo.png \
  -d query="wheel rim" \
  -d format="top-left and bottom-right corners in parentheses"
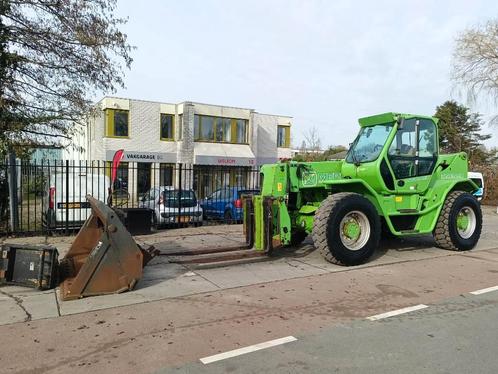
top-left (339, 211), bottom-right (371, 251)
top-left (456, 206), bottom-right (476, 239)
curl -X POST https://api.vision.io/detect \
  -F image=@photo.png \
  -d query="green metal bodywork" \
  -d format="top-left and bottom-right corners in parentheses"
top-left (252, 112), bottom-right (478, 251)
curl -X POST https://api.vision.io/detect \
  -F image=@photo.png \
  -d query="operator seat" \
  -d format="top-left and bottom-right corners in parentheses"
top-left (393, 144), bottom-right (416, 179)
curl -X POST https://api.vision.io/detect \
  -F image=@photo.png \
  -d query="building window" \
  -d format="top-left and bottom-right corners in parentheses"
top-left (193, 165), bottom-right (251, 199)
top-left (105, 109), bottom-right (129, 137)
top-left (194, 115), bottom-right (248, 144)
top-left (235, 119), bottom-right (247, 143)
top-left (159, 163), bottom-right (174, 186)
top-left (277, 125), bottom-right (290, 147)
top-left (200, 116), bottom-right (214, 140)
top-left (215, 118), bottom-right (232, 142)
top-left (160, 113), bottom-right (174, 140)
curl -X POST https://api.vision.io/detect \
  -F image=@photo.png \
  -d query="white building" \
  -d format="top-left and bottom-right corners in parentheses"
top-left (70, 97), bottom-right (292, 198)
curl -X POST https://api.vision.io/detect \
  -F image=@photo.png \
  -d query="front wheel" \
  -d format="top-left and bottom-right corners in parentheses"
top-left (433, 191), bottom-right (482, 251)
top-left (312, 192), bottom-right (381, 266)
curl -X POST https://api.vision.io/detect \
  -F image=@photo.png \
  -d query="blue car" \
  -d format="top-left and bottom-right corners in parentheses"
top-left (201, 187), bottom-right (259, 222)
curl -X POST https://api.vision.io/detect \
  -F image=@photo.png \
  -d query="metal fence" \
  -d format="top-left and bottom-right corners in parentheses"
top-left (0, 160), bottom-right (261, 236)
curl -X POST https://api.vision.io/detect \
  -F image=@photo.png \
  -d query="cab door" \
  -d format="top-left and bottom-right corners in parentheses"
top-left (387, 118), bottom-right (438, 210)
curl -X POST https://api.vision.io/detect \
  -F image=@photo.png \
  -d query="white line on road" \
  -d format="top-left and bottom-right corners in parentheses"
top-left (366, 304), bottom-right (429, 321)
top-left (200, 336), bottom-right (297, 364)
top-left (470, 285), bottom-right (498, 295)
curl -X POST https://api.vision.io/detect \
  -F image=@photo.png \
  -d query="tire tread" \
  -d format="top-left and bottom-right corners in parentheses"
top-left (312, 192), bottom-right (356, 265)
top-left (433, 190), bottom-right (480, 251)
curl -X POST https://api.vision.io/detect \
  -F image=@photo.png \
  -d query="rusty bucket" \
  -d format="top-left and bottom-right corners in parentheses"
top-left (59, 196), bottom-right (156, 301)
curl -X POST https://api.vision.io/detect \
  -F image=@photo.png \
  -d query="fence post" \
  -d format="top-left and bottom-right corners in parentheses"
top-left (178, 163), bottom-right (182, 227)
top-left (7, 150), bottom-right (19, 232)
top-left (65, 159), bottom-right (69, 233)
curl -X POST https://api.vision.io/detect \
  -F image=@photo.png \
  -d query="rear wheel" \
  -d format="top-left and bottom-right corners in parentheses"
top-left (433, 191), bottom-right (482, 251)
top-left (312, 192), bottom-right (381, 266)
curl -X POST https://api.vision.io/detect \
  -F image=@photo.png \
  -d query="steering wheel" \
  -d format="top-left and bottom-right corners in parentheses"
top-left (373, 144), bottom-right (383, 153)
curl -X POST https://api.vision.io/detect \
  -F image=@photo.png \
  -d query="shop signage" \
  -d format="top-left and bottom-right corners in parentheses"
top-left (105, 150), bottom-right (177, 163)
top-left (195, 155), bottom-right (256, 166)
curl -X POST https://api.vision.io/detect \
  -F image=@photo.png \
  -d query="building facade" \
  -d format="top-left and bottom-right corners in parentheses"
top-left (72, 97), bottom-right (292, 198)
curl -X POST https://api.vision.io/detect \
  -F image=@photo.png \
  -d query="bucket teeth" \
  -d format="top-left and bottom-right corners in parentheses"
top-left (137, 242), bottom-right (160, 267)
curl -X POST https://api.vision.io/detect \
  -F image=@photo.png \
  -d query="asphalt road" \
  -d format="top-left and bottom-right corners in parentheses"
top-left (4, 246), bottom-right (498, 374)
top-left (1, 207), bottom-right (497, 374)
top-left (163, 291), bottom-right (498, 373)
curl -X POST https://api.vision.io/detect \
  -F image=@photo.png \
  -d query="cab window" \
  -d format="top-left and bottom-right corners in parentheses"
top-left (388, 118), bottom-right (437, 179)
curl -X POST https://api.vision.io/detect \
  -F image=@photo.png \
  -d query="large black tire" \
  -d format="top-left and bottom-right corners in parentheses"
top-left (312, 192), bottom-right (381, 266)
top-left (433, 191), bottom-right (482, 251)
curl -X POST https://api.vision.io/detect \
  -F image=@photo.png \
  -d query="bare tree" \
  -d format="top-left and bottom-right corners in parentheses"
top-left (452, 20), bottom-right (498, 105)
top-left (302, 126), bottom-right (322, 152)
top-left (0, 0), bottom-right (133, 153)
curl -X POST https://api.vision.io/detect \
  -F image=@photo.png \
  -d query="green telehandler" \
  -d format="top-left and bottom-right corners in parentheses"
top-left (246, 112), bottom-right (482, 266)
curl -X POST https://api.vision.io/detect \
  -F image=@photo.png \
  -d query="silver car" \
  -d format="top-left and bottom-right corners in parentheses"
top-left (139, 186), bottom-right (203, 227)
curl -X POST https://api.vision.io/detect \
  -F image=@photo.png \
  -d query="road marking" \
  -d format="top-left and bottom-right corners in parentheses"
top-left (200, 336), bottom-right (297, 364)
top-left (366, 304), bottom-right (428, 321)
top-left (470, 285), bottom-right (498, 295)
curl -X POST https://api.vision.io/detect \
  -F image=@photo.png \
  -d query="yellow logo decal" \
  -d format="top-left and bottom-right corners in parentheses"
top-left (395, 196), bottom-right (403, 203)
top-left (277, 182), bottom-right (283, 192)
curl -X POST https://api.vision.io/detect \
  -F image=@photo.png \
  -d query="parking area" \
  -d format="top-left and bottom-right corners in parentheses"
top-left (0, 205), bottom-right (497, 326)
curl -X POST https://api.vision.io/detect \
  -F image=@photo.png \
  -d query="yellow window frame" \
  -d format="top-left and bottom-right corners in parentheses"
top-left (105, 109), bottom-right (129, 138)
top-left (231, 119), bottom-right (249, 144)
top-left (194, 115), bottom-right (249, 144)
top-left (277, 125), bottom-right (290, 148)
top-left (160, 113), bottom-right (175, 141)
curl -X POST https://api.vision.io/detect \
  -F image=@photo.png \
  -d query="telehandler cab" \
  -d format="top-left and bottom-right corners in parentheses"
top-left (247, 112), bottom-right (482, 266)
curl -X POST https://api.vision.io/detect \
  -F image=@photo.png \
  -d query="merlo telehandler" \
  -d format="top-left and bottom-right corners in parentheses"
top-left (247, 112), bottom-right (482, 266)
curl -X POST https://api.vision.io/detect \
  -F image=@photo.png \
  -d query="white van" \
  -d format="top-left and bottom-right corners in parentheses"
top-left (43, 172), bottom-right (110, 229)
top-left (468, 172), bottom-right (484, 202)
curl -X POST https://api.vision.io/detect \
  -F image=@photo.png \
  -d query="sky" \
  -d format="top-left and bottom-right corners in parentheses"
top-left (112, 0), bottom-right (498, 149)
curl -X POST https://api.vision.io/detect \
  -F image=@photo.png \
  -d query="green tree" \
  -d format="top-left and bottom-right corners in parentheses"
top-left (0, 0), bottom-right (133, 154)
top-left (434, 101), bottom-right (496, 166)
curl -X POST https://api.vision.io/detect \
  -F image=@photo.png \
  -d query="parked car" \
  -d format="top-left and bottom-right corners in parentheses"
top-left (200, 187), bottom-right (260, 222)
top-left (139, 186), bottom-right (203, 227)
top-left (469, 172), bottom-right (484, 202)
top-left (43, 173), bottom-right (110, 229)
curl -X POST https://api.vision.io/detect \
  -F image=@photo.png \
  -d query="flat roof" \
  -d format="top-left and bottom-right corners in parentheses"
top-left (98, 96), bottom-right (292, 119)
